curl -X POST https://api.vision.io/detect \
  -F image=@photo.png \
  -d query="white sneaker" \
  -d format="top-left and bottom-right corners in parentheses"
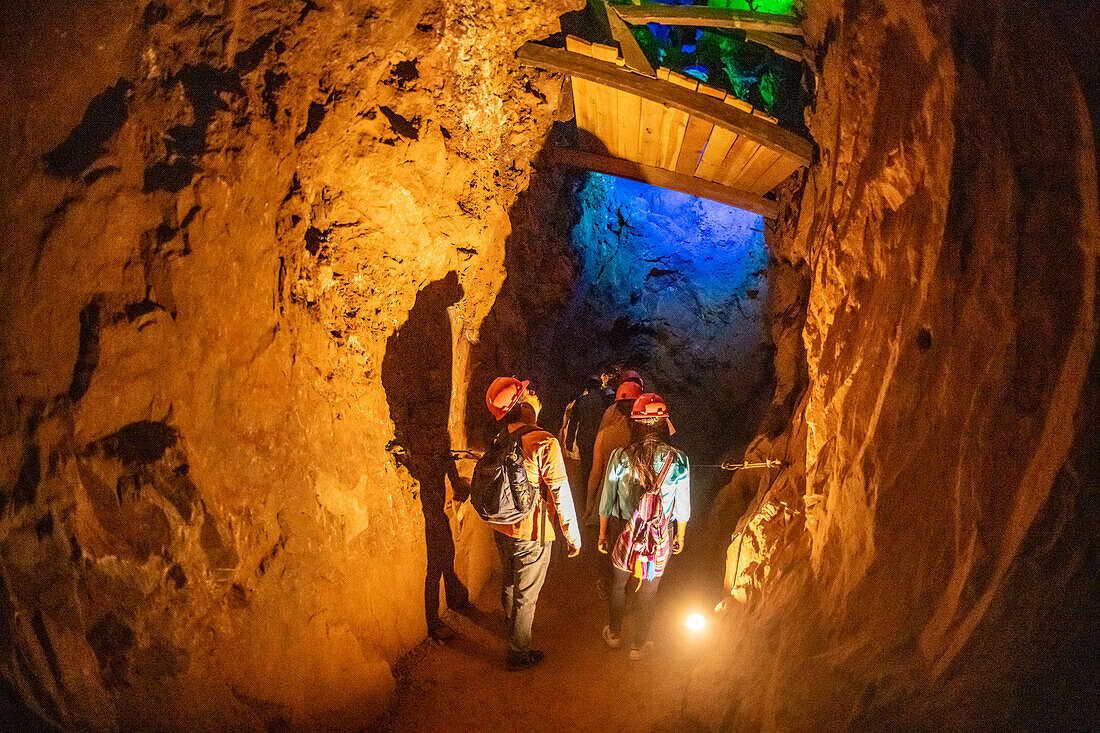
top-left (602, 625), bottom-right (622, 649)
top-left (629, 641), bottom-right (654, 660)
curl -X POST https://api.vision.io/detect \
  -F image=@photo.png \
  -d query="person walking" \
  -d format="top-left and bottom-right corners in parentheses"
top-left (566, 370), bottom-right (616, 495)
top-left (584, 373), bottom-right (644, 519)
top-left (484, 376), bottom-right (582, 670)
top-left (598, 393), bottom-right (690, 660)
top-left (586, 374), bottom-right (645, 599)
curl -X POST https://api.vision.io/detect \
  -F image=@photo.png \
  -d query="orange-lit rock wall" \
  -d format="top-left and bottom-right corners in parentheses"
top-left (0, 0), bottom-right (574, 728)
top-left (696, 0), bottom-right (1098, 729)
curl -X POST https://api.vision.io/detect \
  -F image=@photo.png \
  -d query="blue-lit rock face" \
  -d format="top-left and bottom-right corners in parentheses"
top-left (534, 173), bottom-right (773, 462)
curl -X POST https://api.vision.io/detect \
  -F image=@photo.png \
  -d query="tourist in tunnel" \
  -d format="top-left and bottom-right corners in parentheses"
top-left (598, 394), bottom-right (690, 660)
top-left (584, 370), bottom-right (645, 521)
top-left (562, 368), bottom-right (616, 493)
top-left (587, 373), bottom-right (646, 599)
top-left (381, 273), bottom-right (470, 643)
top-left (483, 377), bottom-right (582, 671)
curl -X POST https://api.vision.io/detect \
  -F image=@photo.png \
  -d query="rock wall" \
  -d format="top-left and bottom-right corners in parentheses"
top-left (693, 0), bottom-right (1099, 729)
top-left (0, 0), bottom-right (574, 729)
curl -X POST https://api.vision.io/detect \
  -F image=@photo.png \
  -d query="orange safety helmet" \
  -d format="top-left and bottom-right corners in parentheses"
top-left (486, 376), bottom-right (530, 420)
top-left (631, 393), bottom-right (675, 434)
top-left (615, 380), bottom-right (643, 402)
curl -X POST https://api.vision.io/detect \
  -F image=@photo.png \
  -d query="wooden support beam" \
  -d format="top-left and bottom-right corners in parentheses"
top-left (545, 147), bottom-right (778, 219)
top-left (694, 125), bottom-right (738, 181)
top-left (601, 0), bottom-right (656, 77)
top-left (744, 30), bottom-right (804, 61)
top-left (517, 43), bottom-right (814, 165)
top-left (612, 4), bottom-right (803, 36)
top-left (751, 155), bottom-right (803, 194)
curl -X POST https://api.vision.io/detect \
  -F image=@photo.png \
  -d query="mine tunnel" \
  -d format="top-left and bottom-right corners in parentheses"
top-left (0, 0), bottom-right (1097, 731)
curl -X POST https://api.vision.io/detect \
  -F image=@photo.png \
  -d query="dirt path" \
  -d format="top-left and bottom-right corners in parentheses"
top-left (375, 526), bottom-right (712, 732)
top-left (374, 453), bottom-right (721, 733)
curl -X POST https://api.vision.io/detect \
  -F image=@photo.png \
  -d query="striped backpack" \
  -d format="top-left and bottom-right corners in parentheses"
top-left (611, 451), bottom-right (676, 581)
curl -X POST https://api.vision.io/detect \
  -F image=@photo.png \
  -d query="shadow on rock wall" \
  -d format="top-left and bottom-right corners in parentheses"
top-left (462, 152), bottom-right (583, 452)
top-left (382, 272), bottom-right (473, 632)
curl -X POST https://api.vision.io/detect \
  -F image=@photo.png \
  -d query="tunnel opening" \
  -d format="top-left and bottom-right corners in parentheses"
top-left (467, 161), bottom-right (778, 521)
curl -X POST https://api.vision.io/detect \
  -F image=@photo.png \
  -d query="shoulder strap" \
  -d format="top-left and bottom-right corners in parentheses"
top-left (510, 423), bottom-right (541, 441)
top-left (653, 451), bottom-right (676, 519)
top-left (498, 423), bottom-right (539, 449)
top-left (655, 451), bottom-right (675, 487)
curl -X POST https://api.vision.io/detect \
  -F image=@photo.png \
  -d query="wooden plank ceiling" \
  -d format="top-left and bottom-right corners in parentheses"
top-left (518, 27), bottom-right (813, 218)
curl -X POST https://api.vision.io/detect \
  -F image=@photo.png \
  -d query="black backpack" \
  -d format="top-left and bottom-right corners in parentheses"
top-left (470, 425), bottom-right (540, 524)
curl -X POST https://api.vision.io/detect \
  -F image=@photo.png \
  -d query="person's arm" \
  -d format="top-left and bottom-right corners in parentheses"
top-left (673, 519), bottom-right (687, 554)
top-left (598, 448), bottom-right (626, 554)
top-left (671, 453), bottom-right (690, 553)
top-left (563, 400), bottom-right (579, 452)
top-left (541, 437), bottom-right (582, 554)
top-left (445, 453), bottom-right (470, 504)
top-left (586, 430), bottom-right (607, 510)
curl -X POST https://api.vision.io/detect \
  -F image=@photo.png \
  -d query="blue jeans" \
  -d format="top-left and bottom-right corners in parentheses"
top-left (494, 533), bottom-right (552, 653)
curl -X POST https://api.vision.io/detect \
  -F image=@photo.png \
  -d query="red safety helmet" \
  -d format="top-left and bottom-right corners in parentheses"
top-left (631, 393), bottom-right (675, 434)
top-left (620, 369), bottom-right (643, 386)
top-left (615, 380), bottom-right (643, 402)
top-left (486, 376), bottom-right (530, 420)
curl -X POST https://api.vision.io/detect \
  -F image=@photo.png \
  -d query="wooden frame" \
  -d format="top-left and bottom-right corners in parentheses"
top-left (600, 0), bottom-right (656, 76)
top-left (544, 147), bottom-right (779, 219)
top-left (744, 30), bottom-right (804, 61)
top-left (517, 43), bottom-right (814, 165)
top-left (611, 4), bottom-right (804, 36)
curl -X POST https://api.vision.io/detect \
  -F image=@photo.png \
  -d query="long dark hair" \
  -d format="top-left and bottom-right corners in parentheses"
top-left (623, 418), bottom-right (671, 503)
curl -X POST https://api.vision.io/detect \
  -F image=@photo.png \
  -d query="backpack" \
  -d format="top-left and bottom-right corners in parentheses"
top-left (469, 425), bottom-right (540, 524)
top-left (611, 451), bottom-right (676, 581)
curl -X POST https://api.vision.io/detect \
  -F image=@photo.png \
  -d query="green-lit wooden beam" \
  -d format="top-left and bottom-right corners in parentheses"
top-left (612, 4), bottom-right (803, 37)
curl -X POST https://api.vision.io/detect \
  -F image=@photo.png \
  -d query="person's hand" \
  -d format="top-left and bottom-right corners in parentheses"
top-left (598, 536), bottom-right (609, 555)
top-left (672, 536), bottom-right (684, 554)
top-left (568, 543), bottom-right (581, 558)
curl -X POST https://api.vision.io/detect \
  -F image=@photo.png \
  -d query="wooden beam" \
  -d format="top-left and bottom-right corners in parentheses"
top-left (744, 30), bottom-right (804, 61)
top-left (612, 4), bottom-right (803, 37)
top-left (589, 42), bottom-right (624, 156)
top-left (638, 96), bottom-right (665, 168)
top-left (545, 147), bottom-right (778, 219)
top-left (676, 116), bottom-right (712, 176)
top-left (695, 125), bottom-right (738, 181)
top-left (602, 0), bottom-right (656, 77)
top-left (565, 37), bottom-right (596, 144)
top-left (751, 154), bottom-right (803, 194)
top-left (517, 43), bottom-right (814, 165)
